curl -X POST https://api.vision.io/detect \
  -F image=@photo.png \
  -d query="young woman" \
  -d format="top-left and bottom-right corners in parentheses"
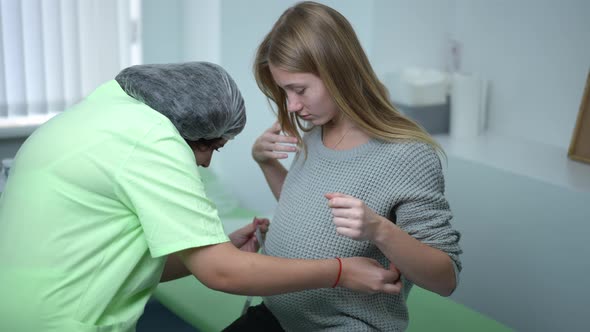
top-left (228, 2), bottom-right (463, 331)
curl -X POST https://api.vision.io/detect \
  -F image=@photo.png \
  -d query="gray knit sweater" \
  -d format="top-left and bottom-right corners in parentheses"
top-left (263, 126), bottom-right (462, 331)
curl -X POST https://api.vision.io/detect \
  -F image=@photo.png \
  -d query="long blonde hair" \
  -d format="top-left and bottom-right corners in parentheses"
top-left (254, 1), bottom-right (442, 155)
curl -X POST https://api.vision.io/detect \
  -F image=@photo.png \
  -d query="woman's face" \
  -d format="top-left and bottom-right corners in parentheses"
top-left (269, 64), bottom-right (340, 126)
top-left (188, 138), bottom-right (227, 168)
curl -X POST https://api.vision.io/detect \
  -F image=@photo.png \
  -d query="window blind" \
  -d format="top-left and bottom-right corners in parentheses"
top-left (0, 0), bottom-right (142, 136)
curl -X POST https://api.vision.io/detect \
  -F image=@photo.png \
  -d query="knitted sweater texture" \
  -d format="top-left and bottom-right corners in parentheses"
top-left (263, 127), bottom-right (462, 331)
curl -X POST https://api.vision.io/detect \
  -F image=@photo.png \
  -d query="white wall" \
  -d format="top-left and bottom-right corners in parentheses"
top-left (445, 155), bottom-right (590, 331)
top-left (142, 0), bottom-right (184, 64)
top-left (373, 0), bottom-right (590, 149)
top-left (451, 0), bottom-right (590, 149)
top-left (182, 0), bottom-right (221, 64)
top-left (372, 0), bottom-right (454, 75)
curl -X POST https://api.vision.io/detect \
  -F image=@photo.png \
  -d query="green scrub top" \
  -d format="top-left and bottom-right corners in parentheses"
top-left (0, 81), bottom-right (230, 331)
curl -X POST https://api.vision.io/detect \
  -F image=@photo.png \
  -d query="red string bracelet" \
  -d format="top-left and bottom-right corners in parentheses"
top-left (332, 257), bottom-right (342, 288)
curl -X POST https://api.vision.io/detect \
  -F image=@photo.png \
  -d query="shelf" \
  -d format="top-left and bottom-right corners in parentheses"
top-left (434, 133), bottom-right (590, 193)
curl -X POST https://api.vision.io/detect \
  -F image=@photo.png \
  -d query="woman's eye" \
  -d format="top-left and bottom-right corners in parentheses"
top-left (296, 88), bottom-right (305, 95)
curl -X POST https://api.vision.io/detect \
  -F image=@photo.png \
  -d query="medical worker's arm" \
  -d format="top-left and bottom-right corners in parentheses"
top-left (252, 122), bottom-right (297, 200)
top-left (178, 242), bottom-right (402, 296)
top-left (161, 254), bottom-right (190, 282)
top-left (161, 218), bottom-right (270, 282)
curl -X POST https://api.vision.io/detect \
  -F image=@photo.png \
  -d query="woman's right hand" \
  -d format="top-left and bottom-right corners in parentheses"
top-left (339, 257), bottom-right (403, 294)
top-left (252, 122), bottom-right (299, 164)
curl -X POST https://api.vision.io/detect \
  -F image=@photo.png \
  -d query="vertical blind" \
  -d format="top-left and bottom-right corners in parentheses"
top-left (0, 0), bottom-right (142, 129)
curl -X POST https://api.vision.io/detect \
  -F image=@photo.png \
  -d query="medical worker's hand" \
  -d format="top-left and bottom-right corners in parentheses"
top-left (252, 121), bottom-right (298, 164)
top-left (325, 192), bottom-right (385, 242)
top-left (228, 217), bottom-right (270, 253)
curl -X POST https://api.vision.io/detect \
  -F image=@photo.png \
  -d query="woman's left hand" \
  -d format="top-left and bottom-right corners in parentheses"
top-left (228, 217), bottom-right (270, 252)
top-left (325, 193), bottom-right (383, 242)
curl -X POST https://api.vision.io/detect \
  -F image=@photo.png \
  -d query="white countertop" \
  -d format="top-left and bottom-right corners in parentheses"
top-left (434, 133), bottom-right (590, 193)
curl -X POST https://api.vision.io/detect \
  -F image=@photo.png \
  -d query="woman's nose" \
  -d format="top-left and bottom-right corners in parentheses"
top-left (287, 97), bottom-right (302, 113)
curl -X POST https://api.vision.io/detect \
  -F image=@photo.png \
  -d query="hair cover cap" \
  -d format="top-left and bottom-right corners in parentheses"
top-left (115, 62), bottom-right (246, 141)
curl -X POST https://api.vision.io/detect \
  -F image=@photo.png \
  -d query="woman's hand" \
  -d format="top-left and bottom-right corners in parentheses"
top-left (325, 192), bottom-right (385, 242)
top-left (252, 121), bottom-right (299, 164)
top-left (228, 217), bottom-right (270, 253)
top-left (339, 257), bottom-right (403, 294)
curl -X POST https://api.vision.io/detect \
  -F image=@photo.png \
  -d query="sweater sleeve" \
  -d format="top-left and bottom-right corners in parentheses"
top-left (392, 144), bottom-right (462, 272)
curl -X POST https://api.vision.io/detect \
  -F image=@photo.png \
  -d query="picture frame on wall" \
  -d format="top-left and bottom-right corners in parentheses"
top-left (568, 71), bottom-right (590, 164)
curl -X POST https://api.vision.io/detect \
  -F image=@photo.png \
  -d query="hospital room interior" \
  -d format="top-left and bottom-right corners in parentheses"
top-left (0, 0), bottom-right (589, 331)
